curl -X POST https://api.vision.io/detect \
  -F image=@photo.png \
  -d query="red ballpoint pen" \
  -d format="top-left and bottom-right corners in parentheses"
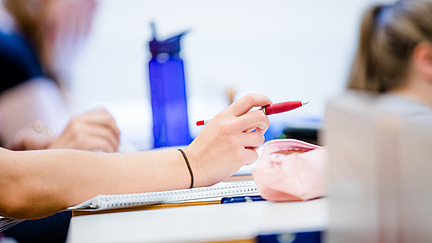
top-left (196, 101), bottom-right (309, 126)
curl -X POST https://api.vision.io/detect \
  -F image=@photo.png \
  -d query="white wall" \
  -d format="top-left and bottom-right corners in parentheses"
top-left (69, 0), bottom-right (394, 149)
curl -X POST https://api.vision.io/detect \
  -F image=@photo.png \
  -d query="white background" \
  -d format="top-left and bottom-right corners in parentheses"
top-left (68, 0), bottom-right (394, 149)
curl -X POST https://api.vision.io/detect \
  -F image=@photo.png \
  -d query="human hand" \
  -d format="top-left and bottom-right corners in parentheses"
top-left (185, 93), bottom-right (271, 186)
top-left (48, 108), bottom-right (121, 152)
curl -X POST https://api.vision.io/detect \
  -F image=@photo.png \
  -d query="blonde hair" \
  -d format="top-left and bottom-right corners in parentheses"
top-left (348, 0), bottom-right (432, 93)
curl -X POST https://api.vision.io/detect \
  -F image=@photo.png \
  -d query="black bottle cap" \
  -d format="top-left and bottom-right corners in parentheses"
top-left (148, 22), bottom-right (188, 57)
top-left (149, 33), bottom-right (187, 56)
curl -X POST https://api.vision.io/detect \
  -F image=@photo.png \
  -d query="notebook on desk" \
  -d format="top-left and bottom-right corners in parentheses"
top-left (68, 180), bottom-right (258, 212)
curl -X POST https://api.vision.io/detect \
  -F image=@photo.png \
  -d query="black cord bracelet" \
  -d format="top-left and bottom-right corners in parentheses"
top-left (178, 148), bottom-right (194, 188)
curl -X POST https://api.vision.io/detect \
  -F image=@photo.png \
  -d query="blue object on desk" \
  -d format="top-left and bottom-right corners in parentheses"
top-left (256, 230), bottom-right (322, 243)
top-left (221, 195), bottom-right (265, 204)
top-left (148, 22), bottom-right (192, 148)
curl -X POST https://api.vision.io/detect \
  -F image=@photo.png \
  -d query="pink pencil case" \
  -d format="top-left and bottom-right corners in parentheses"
top-left (252, 139), bottom-right (328, 202)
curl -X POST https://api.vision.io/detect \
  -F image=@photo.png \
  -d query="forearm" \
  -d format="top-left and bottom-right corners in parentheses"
top-left (0, 149), bottom-right (193, 219)
top-left (55, 150), bottom-right (195, 203)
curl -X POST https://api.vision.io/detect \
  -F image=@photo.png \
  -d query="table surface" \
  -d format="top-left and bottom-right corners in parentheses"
top-left (67, 197), bottom-right (328, 243)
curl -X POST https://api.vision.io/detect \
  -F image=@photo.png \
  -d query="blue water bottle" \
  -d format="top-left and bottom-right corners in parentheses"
top-left (148, 24), bottom-right (192, 148)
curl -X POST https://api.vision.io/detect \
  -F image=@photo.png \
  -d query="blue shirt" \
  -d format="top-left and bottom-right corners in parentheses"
top-left (0, 31), bottom-right (43, 93)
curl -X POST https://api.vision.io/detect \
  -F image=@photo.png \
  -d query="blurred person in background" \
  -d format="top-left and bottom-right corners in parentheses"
top-left (0, 0), bottom-right (119, 242)
top-left (347, 0), bottom-right (432, 118)
top-left (0, 0), bottom-right (122, 153)
top-left (326, 2), bottom-right (432, 241)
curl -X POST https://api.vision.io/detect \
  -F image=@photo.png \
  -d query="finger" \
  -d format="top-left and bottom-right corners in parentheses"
top-left (67, 114), bottom-right (120, 150)
top-left (84, 125), bottom-right (120, 150)
top-left (225, 94), bottom-right (272, 117)
top-left (83, 109), bottom-right (121, 137)
top-left (235, 109), bottom-right (269, 133)
top-left (66, 117), bottom-right (119, 151)
top-left (83, 136), bottom-right (117, 153)
top-left (240, 147), bottom-right (260, 165)
top-left (240, 131), bottom-right (266, 149)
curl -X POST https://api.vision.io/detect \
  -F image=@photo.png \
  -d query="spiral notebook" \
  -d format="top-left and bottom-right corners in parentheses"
top-left (0, 216), bottom-right (24, 233)
top-left (68, 180), bottom-right (258, 211)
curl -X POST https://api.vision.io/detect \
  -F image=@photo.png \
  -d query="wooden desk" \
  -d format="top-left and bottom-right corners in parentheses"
top-left (67, 198), bottom-right (327, 243)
